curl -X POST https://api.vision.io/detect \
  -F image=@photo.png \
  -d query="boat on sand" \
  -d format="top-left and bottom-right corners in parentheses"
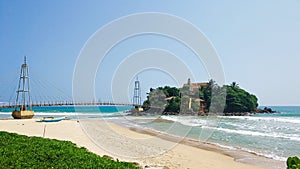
top-left (37, 116), bottom-right (67, 122)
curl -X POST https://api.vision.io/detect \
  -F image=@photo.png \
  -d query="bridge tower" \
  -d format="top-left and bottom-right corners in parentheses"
top-left (12, 56), bottom-right (34, 119)
top-left (133, 76), bottom-right (141, 107)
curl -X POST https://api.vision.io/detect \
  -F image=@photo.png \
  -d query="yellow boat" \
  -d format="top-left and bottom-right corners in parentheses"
top-left (12, 110), bottom-right (34, 119)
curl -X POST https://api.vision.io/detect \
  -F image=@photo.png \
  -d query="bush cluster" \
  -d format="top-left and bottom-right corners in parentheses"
top-left (287, 156), bottom-right (300, 169)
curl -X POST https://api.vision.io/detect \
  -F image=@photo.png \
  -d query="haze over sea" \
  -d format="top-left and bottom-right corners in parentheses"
top-left (1, 106), bottom-right (299, 163)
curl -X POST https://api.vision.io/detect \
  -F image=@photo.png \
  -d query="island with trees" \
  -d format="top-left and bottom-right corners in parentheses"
top-left (139, 79), bottom-right (275, 116)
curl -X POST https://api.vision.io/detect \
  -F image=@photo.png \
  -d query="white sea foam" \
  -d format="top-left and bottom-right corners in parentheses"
top-left (221, 116), bottom-right (300, 124)
top-left (203, 126), bottom-right (300, 141)
top-left (161, 116), bottom-right (205, 127)
top-left (201, 140), bottom-right (286, 161)
top-left (0, 112), bottom-right (10, 114)
top-left (239, 147), bottom-right (287, 161)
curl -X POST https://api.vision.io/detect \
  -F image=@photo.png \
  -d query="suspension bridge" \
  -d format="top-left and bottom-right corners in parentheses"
top-left (0, 56), bottom-right (141, 114)
top-left (0, 101), bottom-right (134, 109)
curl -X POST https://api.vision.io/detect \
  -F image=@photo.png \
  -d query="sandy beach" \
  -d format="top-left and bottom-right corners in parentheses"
top-left (0, 119), bottom-right (283, 169)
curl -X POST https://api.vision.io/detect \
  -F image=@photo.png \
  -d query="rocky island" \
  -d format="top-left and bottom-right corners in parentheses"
top-left (131, 79), bottom-right (277, 116)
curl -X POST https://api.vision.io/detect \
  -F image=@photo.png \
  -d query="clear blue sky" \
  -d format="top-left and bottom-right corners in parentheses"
top-left (1, 0), bottom-right (300, 106)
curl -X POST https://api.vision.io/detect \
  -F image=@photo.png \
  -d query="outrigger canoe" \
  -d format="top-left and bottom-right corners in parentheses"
top-left (38, 116), bottom-right (67, 122)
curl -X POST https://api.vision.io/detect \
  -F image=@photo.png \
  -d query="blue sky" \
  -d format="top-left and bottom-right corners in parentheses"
top-left (1, 0), bottom-right (300, 105)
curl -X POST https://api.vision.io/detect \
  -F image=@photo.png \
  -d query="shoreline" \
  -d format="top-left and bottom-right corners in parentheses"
top-left (0, 118), bottom-right (285, 169)
top-left (127, 125), bottom-right (285, 169)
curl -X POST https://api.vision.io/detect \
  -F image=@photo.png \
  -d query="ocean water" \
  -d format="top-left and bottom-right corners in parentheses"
top-left (139, 106), bottom-right (300, 162)
top-left (0, 105), bottom-right (133, 119)
top-left (1, 105), bottom-right (299, 163)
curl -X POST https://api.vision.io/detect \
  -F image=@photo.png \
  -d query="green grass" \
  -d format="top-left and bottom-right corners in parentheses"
top-left (0, 131), bottom-right (140, 169)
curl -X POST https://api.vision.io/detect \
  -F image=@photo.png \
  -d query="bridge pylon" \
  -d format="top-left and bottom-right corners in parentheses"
top-left (133, 76), bottom-right (141, 107)
top-left (12, 56), bottom-right (34, 119)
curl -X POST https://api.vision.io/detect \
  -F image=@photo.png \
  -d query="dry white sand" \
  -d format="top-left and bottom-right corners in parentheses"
top-left (0, 119), bottom-right (278, 169)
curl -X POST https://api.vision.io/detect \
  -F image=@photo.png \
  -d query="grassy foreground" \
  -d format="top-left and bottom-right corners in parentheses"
top-left (0, 131), bottom-right (140, 169)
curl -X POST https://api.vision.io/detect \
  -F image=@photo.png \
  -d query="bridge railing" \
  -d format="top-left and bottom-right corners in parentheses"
top-left (0, 102), bottom-right (134, 108)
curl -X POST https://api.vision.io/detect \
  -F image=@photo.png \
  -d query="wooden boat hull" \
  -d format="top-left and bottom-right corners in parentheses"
top-left (12, 110), bottom-right (34, 119)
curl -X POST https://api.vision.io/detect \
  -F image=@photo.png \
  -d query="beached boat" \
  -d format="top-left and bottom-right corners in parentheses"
top-left (38, 116), bottom-right (67, 122)
top-left (12, 56), bottom-right (34, 119)
top-left (12, 110), bottom-right (34, 119)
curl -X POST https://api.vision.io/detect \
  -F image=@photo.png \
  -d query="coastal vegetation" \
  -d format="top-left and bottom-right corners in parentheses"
top-left (142, 80), bottom-right (258, 115)
top-left (287, 156), bottom-right (300, 169)
top-left (224, 82), bottom-right (258, 113)
top-left (0, 131), bottom-right (140, 169)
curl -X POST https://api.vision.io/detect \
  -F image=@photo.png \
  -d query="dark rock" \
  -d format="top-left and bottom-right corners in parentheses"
top-left (223, 112), bottom-right (249, 116)
top-left (255, 107), bottom-right (277, 114)
top-left (132, 162), bottom-right (140, 166)
top-left (102, 155), bottom-right (113, 160)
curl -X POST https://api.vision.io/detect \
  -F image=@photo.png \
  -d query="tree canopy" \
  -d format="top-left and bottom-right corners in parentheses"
top-left (142, 81), bottom-right (259, 115)
top-left (200, 81), bottom-right (258, 113)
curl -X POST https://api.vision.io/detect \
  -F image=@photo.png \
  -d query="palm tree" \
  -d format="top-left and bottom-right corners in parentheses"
top-left (230, 82), bottom-right (239, 89)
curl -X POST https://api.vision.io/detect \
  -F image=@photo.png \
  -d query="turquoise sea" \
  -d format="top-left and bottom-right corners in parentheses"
top-left (1, 105), bottom-right (299, 165)
top-left (139, 106), bottom-right (300, 163)
top-left (0, 105), bottom-right (133, 119)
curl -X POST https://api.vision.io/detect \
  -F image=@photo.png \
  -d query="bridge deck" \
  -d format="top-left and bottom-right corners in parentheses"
top-left (0, 102), bottom-right (134, 108)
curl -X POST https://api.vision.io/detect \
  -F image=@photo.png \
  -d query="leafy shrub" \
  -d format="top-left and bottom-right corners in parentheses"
top-left (287, 156), bottom-right (300, 169)
top-left (0, 131), bottom-right (140, 169)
